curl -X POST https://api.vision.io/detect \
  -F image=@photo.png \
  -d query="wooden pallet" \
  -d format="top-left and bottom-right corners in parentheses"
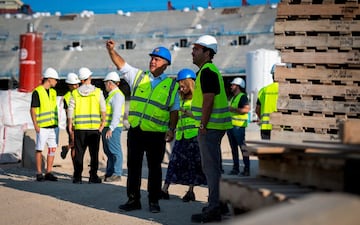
top-left (278, 83), bottom-right (360, 100)
top-left (245, 139), bottom-right (360, 192)
top-left (281, 50), bottom-right (360, 65)
top-left (277, 3), bottom-right (360, 19)
top-left (275, 20), bottom-right (360, 34)
top-left (275, 35), bottom-right (360, 51)
top-left (274, 66), bottom-right (360, 85)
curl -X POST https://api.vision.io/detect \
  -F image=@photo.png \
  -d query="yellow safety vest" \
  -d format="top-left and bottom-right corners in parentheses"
top-left (230, 92), bottom-right (248, 127)
top-left (128, 70), bottom-right (179, 132)
top-left (34, 85), bottom-right (58, 127)
top-left (72, 88), bottom-right (102, 130)
top-left (258, 82), bottom-right (278, 130)
top-left (176, 99), bottom-right (198, 140)
top-left (192, 63), bottom-right (232, 130)
top-left (105, 88), bottom-right (125, 128)
top-left (63, 91), bottom-right (71, 106)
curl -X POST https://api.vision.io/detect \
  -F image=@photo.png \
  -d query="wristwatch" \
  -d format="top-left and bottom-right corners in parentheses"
top-left (199, 123), bottom-right (205, 129)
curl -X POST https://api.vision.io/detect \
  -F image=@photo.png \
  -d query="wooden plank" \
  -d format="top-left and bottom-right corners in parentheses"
top-left (274, 35), bottom-right (360, 50)
top-left (274, 20), bottom-right (360, 33)
top-left (275, 66), bottom-right (360, 84)
top-left (246, 146), bottom-right (286, 154)
top-left (278, 83), bottom-right (360, 99)
top-left (271, 130), bottom-right (337, 142)
top-left (271, 113), bottom-right (338, 130)
top-left (246, 139), bottom-right (360, 152)
top-left (281, 51), bottom-right (360, 65)
top-left (339, 119), bottom-right (360, 144)
top-left (277, 97), bottom-right (360, 114)
top-left (277, 4), bottom-right (360, 18)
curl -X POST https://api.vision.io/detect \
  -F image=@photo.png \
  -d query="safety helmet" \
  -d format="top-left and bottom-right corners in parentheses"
top-left (231, 77), bottom-right (245, 88)
top-left (78, 67), bottom-right (92, 80)
top-left (149, 46), bottom-right (172, 65)
top-left (176, 68), bottom-right (196, 81)
top-left (43, 67), bottom-right (59, 79)
top-left (104, 71), bottom-right (120, 82)
top-left (194, 35), bottom-right (217, 54)
top-left (65, 72), bottom-right (80, 84)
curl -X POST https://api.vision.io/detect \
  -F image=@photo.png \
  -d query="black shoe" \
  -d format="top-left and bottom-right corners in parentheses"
top-left (182, 191), bottom-right (195, 202)
top-left (149, 202), bottom-right (160, 213)
top-left (36, 173), bottom-right (44, 182)
top-left (191, 207), bottom-right (222, 223)
top-left (118, 199), bottom-right (141, 211)
top-left (89, 176), bottom-right (102, 184)
top-left (44, 173), bottom-right (58, 181)
top-left (72, 178), bottom-right (82, 184)
top-left (228, 169), bottom-right (239, 175)
top-left (239, 169), bottom-right (250, 176)
top-left (160, 190), bottom-right (169, 200)
top-left (60, 145), bottom-right (69, 159)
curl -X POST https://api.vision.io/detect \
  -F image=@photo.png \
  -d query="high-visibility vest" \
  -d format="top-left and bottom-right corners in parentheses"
top-left (229, 92), bottom-right (248, 127)
top-left (258, 82), bottom-right (278, 130)
top-left (72, 88), bottom-right (102, 130)
top-left (128, 70), bottom-right (178, 132)
top-left (33, 85), bottom-right (58, 128)
top-left (63, 91), bottom-right (71, 106)
top-left (105, 88), bottom-right (125, 128)
top-left (192, 63), bottom-right (232, 130)
top-left (176, 99), bottom-right (198, 140)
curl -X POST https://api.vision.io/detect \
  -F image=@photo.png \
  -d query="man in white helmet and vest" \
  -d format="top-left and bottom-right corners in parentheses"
top-left (67, 67), bottom-right (106, 184)
top-left (227, 77), bottom-right (250, 176)
top-left (61, 72), bottom-right (80, 162)
top-left (101, 71), bottom-right (125, 182)
top-left (30, 67), bottom-right (60, 182)
top-left (106, 40), bottom-right (179, 213)
top-left (256, 64), bottom-right (279, 140)
top-left (190, 35), bottom-right (233, 223)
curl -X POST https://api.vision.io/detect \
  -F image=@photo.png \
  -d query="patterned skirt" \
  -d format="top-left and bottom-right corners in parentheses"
top-left (164, 136), bottom-right (207, 185)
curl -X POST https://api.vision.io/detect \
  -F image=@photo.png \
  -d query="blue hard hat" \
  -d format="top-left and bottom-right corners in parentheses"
top-left (177, 68), bottom-right (196, 81)
top-left (149, 46), bottom-right (172, 65)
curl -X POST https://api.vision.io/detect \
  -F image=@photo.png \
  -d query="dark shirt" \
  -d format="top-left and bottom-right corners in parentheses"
top-left (198, 67), bottom-right (220, 95)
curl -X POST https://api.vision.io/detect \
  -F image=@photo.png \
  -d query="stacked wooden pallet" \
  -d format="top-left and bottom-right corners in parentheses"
top-left (272, 0), bottom-right (360, 141)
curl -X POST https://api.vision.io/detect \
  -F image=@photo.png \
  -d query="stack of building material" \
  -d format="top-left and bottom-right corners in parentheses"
top-left (272, 0), bottom-right (360, 141)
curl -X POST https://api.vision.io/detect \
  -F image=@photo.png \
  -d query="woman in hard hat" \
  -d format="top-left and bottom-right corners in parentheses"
top-left (61, 72), bottom-right (80, 162)
top-left (161, 68), bottom-right (206, 202)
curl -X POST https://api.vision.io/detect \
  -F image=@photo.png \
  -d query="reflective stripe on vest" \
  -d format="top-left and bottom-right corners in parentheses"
top-left (230, 92), bottom-right (248, 127)
top-left (34, 85), bottom-right (58, 127)
top-left (191, 63), bottom-right (232, 130)
top-left (105, 88), bottom-right (125, 128)
top-left (259, 82), bottom-right (278, 130)
top-left (128, 70), bottom-right (179, 132)
top-left (176, 99), bottom-right (198, 140)
top-left (73, 88), bottom-right (102, 130)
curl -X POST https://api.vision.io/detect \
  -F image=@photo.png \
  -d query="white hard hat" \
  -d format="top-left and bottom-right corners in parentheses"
top-left (104, 71), bottom-right (120, 82)
top-left (194, 35), bottom-right (217, 53)
top-left (43, 67), bottom-right (59, 79)
top-left (78, 67), bottom-right (92, 80)
top-left (231, 77), bottom-right (245, 88)
top-left (65, 72), bottom-right (80, 84)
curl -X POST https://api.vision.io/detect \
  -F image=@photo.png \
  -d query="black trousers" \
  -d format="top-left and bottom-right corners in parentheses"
top-left (127, 126), bottom-right (166, 203)
top-left (73, 129), bottom-right (101, 179)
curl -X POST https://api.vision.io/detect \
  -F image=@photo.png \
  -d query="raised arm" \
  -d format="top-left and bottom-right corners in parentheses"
top-left (106, 39), bottom-right (126, 70)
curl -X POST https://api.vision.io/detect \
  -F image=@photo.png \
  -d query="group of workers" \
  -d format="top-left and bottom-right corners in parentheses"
top-left (29, 34), bottom-right (278, 223)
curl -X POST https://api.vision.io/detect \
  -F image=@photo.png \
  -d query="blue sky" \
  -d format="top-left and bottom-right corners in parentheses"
top-left (23, 0), bottom-right (279, 14)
